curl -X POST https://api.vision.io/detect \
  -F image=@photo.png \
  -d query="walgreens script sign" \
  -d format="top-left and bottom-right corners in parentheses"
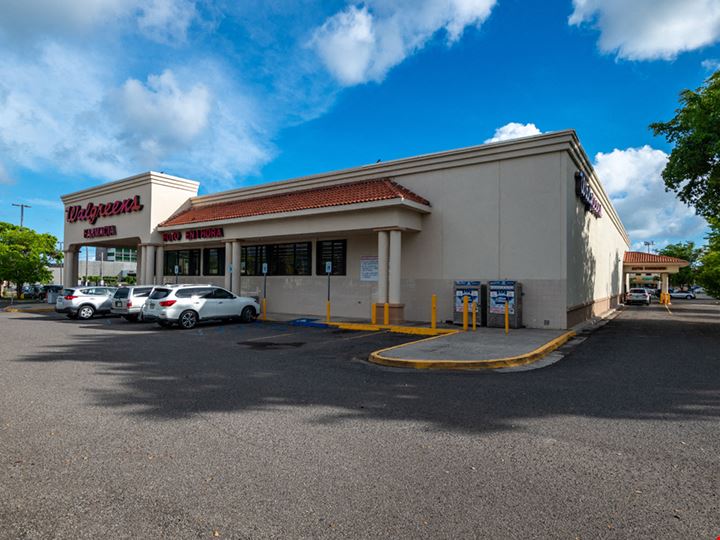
top-left (66, 195), bottom-right (144, 224)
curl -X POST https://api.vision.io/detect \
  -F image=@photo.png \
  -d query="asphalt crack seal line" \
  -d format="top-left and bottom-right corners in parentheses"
top-left (368, 330), bottom-right (577, 371)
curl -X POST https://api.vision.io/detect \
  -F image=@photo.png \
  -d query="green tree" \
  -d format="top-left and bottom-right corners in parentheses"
top-left (0, 222), bottom-right (62, 297)
top-left (696, 219), bottom-right (720, 299)
top-left (659, 241), bottom-right (702, 287)
top-left (651, 71), bottom-right (720, 220)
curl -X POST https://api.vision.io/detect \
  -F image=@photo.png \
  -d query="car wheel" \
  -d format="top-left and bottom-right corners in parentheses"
top-left (77, 305), bottom-right (95, 320)
top-left (179, 310), bottom-right (198, 330)
top-left (686, 295), bottom-right (692, 300)
top-left (240, 306), bottom-right (256, 323)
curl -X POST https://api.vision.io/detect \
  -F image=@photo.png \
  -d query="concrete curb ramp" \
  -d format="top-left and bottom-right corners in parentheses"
top-left (325, 321), bottom-right (458, 336)
top-left (369, 330), bottom-right (577, 371)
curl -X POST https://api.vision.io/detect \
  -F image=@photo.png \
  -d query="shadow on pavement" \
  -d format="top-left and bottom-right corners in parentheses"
top-left (9, 303), bottom-right (720, 434)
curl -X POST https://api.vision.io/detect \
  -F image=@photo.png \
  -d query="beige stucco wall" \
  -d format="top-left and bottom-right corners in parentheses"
top-left (394, 154), bottom-right (566, 328)
top-left (564, 152), bottom-right (629, 326)
top-left (61, 172), bottom-right (199, 250)
top-left (158, 233), bottom-right (379, 319)
top-left (60, 132), bottom-right (630, 329)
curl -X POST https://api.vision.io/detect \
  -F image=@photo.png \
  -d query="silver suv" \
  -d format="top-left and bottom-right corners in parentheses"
top-left (55, 287), bottom-right (118, 319)
top-left (111, 286), bottom-right (155, 322)
top-left (143, 284), bottom-right (260, 329)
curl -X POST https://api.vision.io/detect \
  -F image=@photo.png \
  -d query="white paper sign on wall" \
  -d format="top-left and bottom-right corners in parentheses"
top-left (360, 256), bottom-right (378, 281)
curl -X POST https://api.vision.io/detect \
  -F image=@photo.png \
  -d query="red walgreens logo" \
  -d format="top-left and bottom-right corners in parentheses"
top-left (66, 195), bottom-right (143, 224)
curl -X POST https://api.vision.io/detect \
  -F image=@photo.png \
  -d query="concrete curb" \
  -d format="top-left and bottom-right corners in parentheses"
top-left (368, 330), bottom-right (577, 371)
top-left (3, 306), bottom-right (56, 313)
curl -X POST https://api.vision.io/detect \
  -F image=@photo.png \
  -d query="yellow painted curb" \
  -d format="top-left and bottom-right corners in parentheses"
top-left (368, 330), bottom-right (577, 371)
top-left (325, 321), bottom-right (457, 336)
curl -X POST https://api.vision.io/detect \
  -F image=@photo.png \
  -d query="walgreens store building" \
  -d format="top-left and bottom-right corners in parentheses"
top-left (60, 131), bottom-right (630, 329)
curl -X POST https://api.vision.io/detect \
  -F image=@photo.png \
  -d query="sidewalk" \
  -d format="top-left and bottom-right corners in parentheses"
top-left (370, 327), bottom-right (575, 370)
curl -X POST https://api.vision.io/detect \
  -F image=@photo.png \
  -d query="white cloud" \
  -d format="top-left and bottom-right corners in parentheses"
top-left (484, 122), bottom-right (542, 143)
top-left (24, 198), bottom-right (64, 211)
top-left (110, 70), bottom-right (211, 160)
top-left (311, 0), bottom-right (497, 86)
top-left (593, 146), bottom-right (707, 243)
top-left (702, 58), bottom-right (720, 71)
top-left (0, 162), bottom-right (14, 185)
top-left (0, 42), bottom-right (272, 186)
top-left (569, 0), bottom-right (720, 60)
top-left (0, 0), bottom-right (197, 45)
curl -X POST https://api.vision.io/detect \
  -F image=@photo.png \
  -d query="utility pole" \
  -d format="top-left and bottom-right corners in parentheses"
top-left (643, 241), bottom-right (655, 254)
top-left (11, 203), bottom-right (31, 227)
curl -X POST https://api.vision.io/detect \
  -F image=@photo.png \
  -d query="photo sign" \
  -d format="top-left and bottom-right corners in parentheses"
top-left (489, 280), bottom-right (516, 315)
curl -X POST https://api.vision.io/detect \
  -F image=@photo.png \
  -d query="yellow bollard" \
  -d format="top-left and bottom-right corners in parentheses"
top-left (262, 298), bottom-right (267, 321)
top-left (326, 300), bottom-right (331, 323)
top-left (472, 301), bottom-right (477, 331)
top-left (371, 303), bottom-right (377, 325)
top-left (462, 295), bottom-right (468, 331)
top-left (431, 294), bottom-right (437, 330)
top-left (383, 302), bottom-right (390, 325)
top-left (504, 301), bottom-right (509, 335)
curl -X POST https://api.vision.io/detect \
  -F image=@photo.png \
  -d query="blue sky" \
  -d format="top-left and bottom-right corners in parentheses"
top-left (1, 0), bottom-right (719, 256)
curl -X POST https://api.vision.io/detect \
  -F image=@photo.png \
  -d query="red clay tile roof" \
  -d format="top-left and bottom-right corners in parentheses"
top-left (161, 178), bottom-right (430, 227)
top-left (624, 251), bottom-right (689, 265)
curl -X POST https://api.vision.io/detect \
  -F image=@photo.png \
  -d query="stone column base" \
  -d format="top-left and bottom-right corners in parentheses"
top-left (373, 303), bottom-right (405, 325)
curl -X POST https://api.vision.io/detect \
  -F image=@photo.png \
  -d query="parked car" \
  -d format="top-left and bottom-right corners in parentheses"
top-left (42, 285), bottom-right (64, 304)
top-left (142, 284), bottom-right (260, 329)
top-left (669, 290), bottom-right (696, 300)
top-left (111, 286), bottom-right (155, 322)
top-left (626, 288), bottom-right (651, 305)
top-left (55, 287), bottom-right (118, 319)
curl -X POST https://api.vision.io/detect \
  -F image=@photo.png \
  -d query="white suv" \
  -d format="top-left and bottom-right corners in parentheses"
top-left (143, 284), bottom-right (260, 329)
top-left (55, 287), bottom-right (118, 319)
top-left (111, 286), bottom-right (155, 322)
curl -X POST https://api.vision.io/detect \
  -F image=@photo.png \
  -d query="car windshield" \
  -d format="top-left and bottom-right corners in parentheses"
top-left (61, 289), bottom-right (76, 296)
top-left (149, 288), bottom-right (171, 300)
top-left (629, 289), bottom-right (646, 293)
top-left (114, 288), bottom-right (130, 299)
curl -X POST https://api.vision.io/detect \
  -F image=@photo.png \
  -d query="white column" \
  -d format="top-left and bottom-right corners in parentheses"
top-left (388, 230), bottom-right (402, 304)
top-left (232, 240), bottom-right (241, 294)
top-left (224, 242), bottom-right (232, 290)
top-left (71, 250), bottom-right (79, 286)
top-left (146, 244), bottom-right (156, 284)
top-left (139, 245), bottom-right (147, 284)
top-left (63, 250), bottom-right (74, 288)
top-left (377, 231), bottom-right (389, 303)
top-left (661, 273), bottom-right (669, 295)
top-left (625, 272), bottom-right (630, 295)
top-left (156, 246), bottom-right (164, 284)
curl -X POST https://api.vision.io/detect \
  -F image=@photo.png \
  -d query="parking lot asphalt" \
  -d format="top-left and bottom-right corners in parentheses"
top-left (1, 301), bottom-right (719, 539)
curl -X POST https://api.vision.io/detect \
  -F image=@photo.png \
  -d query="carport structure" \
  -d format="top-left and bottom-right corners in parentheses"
top-left (623, 252), bottom-right (689, 303)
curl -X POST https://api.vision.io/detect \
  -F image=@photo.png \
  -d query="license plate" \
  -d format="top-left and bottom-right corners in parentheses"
top-left (115, 301), bottom-right (122, 307)
top-left (149, 302), bottom-right (155, 308)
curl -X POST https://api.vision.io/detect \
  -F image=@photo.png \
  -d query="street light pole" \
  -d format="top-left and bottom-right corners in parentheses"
top-left (11, 203), bottom-right (31, 227)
